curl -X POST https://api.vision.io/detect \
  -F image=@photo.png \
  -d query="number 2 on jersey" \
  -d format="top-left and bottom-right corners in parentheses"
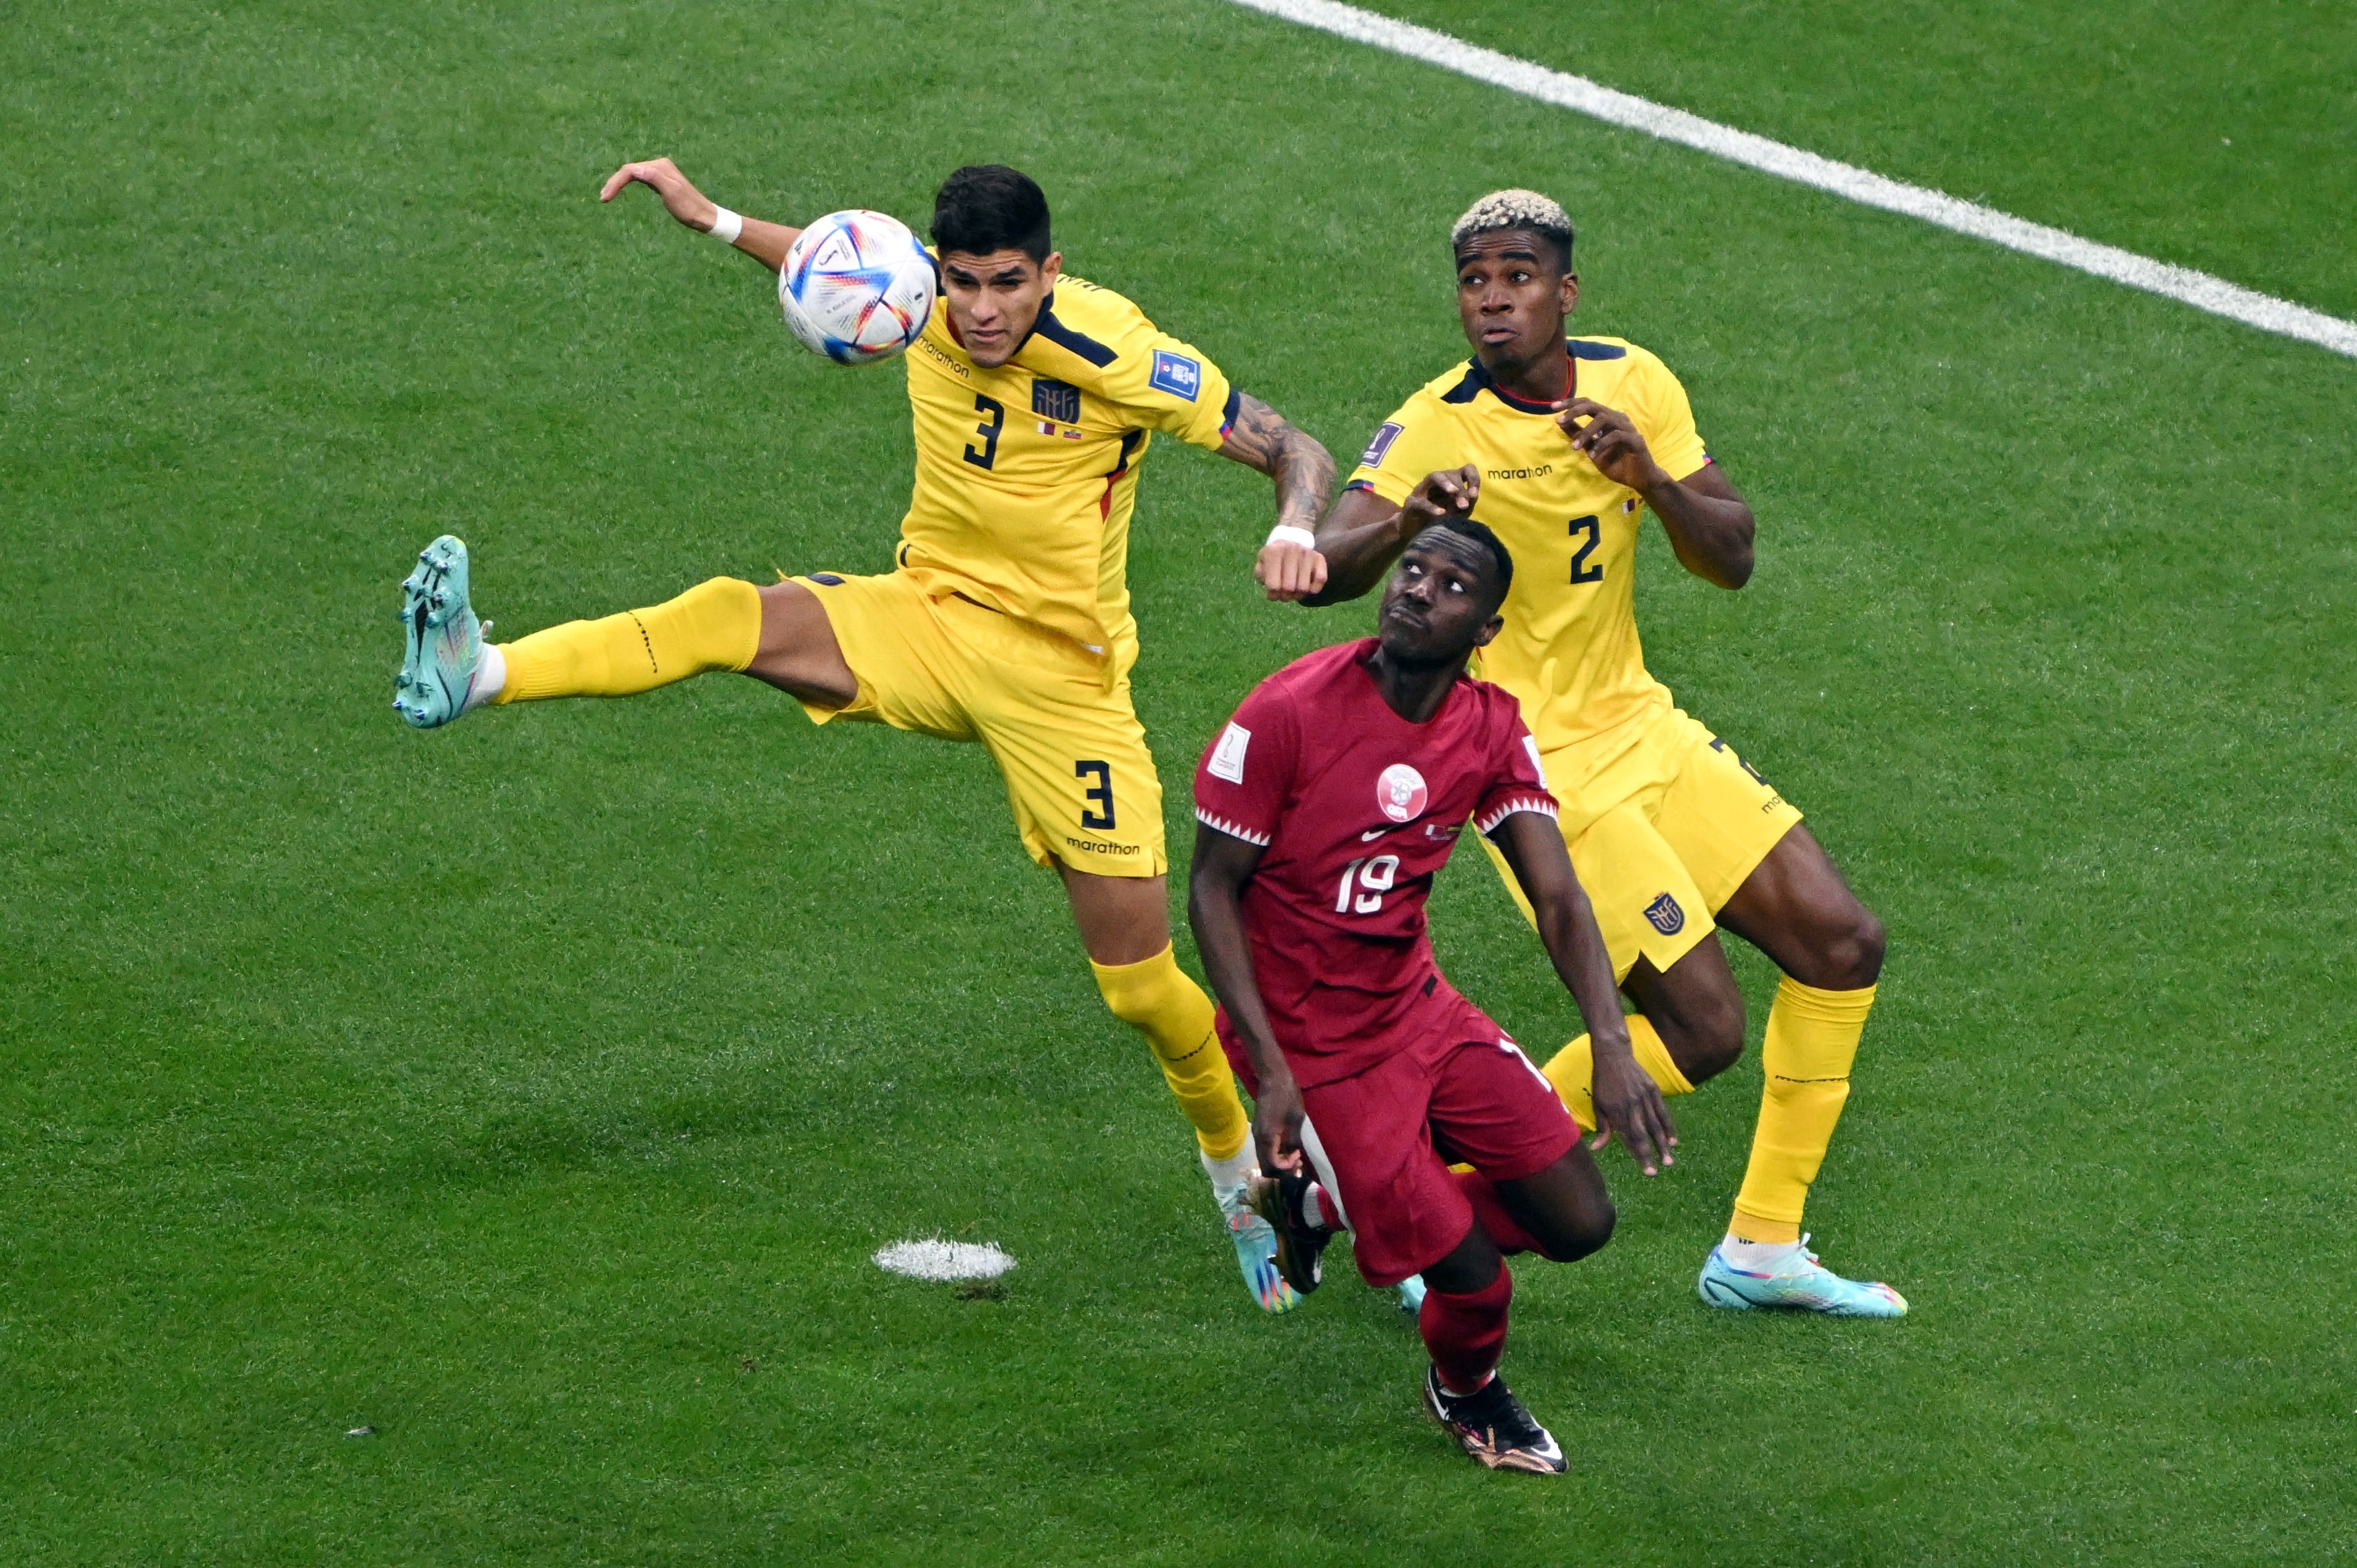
top-left (964, 393), bottom-right (1004, 470)
top-left (1335, 855), bottom-right (1399, 914)
top-left (1567, 514), bottom-right (1603, 584)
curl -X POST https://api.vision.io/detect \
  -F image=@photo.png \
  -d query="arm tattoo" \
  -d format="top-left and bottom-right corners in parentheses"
top-left (1219, 392), bottom-right (1336, 534)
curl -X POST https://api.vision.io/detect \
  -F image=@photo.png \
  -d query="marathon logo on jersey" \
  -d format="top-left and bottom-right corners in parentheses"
top-left (1032, 377), bottom-right (1081, 424)
top-left (1643, 892), bottom-right (1686, 935)
top-left (1209, 722), bottom-right (1251, 784)
top-left (1376, 763), bottom-right (1429, 823)
top-left (1150, 350), bottom-right (1202, 401)
top-left (1360, 421), bottom-right (1404, 469)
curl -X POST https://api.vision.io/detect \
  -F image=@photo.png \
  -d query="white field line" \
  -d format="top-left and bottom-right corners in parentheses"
top-left (1226, 0), bottom-right (2357, 360)
top-left (874, 1238), bottom-right (1018, 1281)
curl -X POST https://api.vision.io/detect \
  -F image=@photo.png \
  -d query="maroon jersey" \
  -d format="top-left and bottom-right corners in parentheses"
top-left (1193, 639), bottom-right (1558, 1086)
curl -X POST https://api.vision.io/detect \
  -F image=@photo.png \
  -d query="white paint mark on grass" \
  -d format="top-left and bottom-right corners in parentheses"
top-left (874, 1239), bottom-right (1018, 1282)
top-left (1225, 0), bottom-right (2357, 360)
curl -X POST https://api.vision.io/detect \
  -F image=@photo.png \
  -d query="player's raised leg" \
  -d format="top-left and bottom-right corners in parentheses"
top-left (1698, 824), bottom-right (1903, 1315)
top-left (390, 543), bottom-right (852, 728)
top-left (1061, 864), bottom-right (1293, 1315)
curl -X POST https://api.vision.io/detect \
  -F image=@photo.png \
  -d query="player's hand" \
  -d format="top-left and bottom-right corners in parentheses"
top-left (1589, 1040), bottom-right (1677, 1176)
top-left (1251, 1069), bottom-right (1307, 1176)
top-left (1255, 538), bottom-right (1328, 601)
top-left (1401, 465), bottom-right (1481, 532)
top-left (1555, 398), bottom-right (1666, 492)
top-left (600, 157), bottom-right (722, 234)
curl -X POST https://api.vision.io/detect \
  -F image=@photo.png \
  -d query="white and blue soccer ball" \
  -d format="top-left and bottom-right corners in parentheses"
top-left (778, 210), bottom-right (937, 365)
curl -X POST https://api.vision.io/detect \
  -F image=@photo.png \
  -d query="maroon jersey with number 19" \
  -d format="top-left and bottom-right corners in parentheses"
top-left (1191, 639), bottom-right (1558, 1088)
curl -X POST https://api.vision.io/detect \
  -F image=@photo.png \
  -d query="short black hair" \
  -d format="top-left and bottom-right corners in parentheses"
top-left (931, 165), bottom-right (1052, 263)
top-left (1426, 517), bottom-right (1515, 605)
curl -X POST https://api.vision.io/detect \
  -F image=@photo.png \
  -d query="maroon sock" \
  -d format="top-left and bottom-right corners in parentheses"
top-left (1419, 1265), bottom-right (1513, 1395)
top-left (1454, 1168), bottom-right (1542, 1255)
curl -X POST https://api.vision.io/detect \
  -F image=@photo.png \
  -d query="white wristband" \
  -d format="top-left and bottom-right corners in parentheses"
top-left (1265, 525), bottom-right (1317, 551)
top-left (707, 207), bottom-right (744, 244)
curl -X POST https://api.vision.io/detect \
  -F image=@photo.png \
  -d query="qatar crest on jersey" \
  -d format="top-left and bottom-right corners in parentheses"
top-left (1376, 763), bottom-right (1429, 823)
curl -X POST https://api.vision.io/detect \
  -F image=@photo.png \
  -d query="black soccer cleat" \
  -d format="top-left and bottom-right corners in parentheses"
top-left (1423, 1365), bottom-right (1566, 1475)
top-left (1246, 1168), bottom-right (1332, 1297)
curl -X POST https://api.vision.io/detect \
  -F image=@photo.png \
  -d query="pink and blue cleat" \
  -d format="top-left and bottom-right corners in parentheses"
top-left (1698, 1234), bottom-right (1907, 1317)
top-left (392, 535), bottom-right (487, 729)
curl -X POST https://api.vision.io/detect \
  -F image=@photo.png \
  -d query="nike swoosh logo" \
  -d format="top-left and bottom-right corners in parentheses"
top-left (1360, 827), bottom-right (1389, 840)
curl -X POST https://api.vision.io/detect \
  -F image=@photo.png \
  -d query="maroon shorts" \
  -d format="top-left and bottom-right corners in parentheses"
top-left (1216, 991), bottom-right (1578, 1287)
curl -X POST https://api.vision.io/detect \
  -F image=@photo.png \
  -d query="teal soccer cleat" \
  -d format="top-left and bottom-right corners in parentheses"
top-left (392, 535), bottom-right (485, 728)
top-left (1697, 1234), bottom-right (1907, 1317)
top-left (1219, 1184), bottom-right (1302, 1315)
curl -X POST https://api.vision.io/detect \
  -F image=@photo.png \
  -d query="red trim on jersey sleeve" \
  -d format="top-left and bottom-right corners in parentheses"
top-left (1470, 702), bottom-right (1558, 837)
top-left (1193, 807), bottom-right (1271, 847)
top-left (1475, 792), bottom-right (1559, 837)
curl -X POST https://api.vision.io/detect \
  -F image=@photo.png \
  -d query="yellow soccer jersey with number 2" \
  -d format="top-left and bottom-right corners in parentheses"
top-left (1346, 338), bottom-right (1710, 756)
top-left (898, 276), bottom-right (1238, 661)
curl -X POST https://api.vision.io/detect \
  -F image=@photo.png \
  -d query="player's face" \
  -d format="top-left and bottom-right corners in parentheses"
top-left (1378, 535), bottom-right (1505, 667)
top-left (1454, 231), bottom-right (1577, 373)
top-left (940, 248), bottom-right (1063, 367)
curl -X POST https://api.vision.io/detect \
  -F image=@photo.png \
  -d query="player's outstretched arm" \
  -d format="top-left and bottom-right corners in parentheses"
top-left (1488, 810), bottom-right (1679, 1175)
top-left (1298, 466), bottom-right (1482, 606)
top-left (1187, 824), bottom-right (1305, 1176)
top-left (1217, 395), bottom-right (1337, 602)
top-left (599, 157), bottom-right (802, 274)
top-left (1556, 397), bottom-right (1756, 589)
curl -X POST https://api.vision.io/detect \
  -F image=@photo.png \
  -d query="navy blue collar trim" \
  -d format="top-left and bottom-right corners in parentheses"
top-left (1446, 350), bottom-right (1565, 413)
top-left (1021, 293), bottom-right (1118, 367)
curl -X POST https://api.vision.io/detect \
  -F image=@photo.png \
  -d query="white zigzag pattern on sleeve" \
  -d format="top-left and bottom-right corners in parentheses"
top-left (1476, 795), bottom-right (1560, 835)
top-left (1194, 807), bottom-right (1272, 846)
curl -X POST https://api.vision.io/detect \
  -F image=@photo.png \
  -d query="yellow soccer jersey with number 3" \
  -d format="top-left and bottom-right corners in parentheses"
top-left (1346, 338), bottom-right (1710, 754)
top-left (898, 276), bottom-right (1238, 660)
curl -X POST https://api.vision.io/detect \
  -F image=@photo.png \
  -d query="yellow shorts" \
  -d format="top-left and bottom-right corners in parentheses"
top-left (793, 569), bottom-right (1165, 877)
top-left (1482, 705), bottom-right (1803, 982)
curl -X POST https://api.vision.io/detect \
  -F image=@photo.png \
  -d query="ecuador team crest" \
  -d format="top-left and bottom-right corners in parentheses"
top-left (1643, 892), bottom-right (1685, 935)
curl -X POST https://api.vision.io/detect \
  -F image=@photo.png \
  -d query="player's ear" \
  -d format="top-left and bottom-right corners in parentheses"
top-left (1560, 272), bottom-right (1578, 317)
top-left (1473, 612), bottom-right (1503, 649)
top-left (1040, 251), bottom-right (1063, 289)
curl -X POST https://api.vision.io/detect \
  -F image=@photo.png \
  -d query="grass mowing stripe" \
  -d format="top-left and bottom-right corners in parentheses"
top-left (1224, 0), bottom-right (2357, 359)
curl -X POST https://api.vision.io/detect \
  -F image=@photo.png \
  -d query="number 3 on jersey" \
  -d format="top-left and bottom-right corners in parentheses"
top-left (964, 393), bottom-right (1004, 470)
top-left (1335, 855), bottom-right (1399, 914)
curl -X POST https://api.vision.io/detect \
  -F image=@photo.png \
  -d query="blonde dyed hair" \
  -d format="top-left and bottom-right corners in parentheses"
top-left (1450, 189), bottom-right (1574, 266)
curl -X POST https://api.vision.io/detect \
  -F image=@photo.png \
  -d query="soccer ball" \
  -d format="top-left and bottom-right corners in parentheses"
top-left (777, 210), bottom-right (937, 365)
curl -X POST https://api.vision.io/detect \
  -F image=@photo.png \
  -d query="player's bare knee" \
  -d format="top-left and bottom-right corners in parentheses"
top-left (1425, 1226), bottom-right (1503, 1295)
top-left (1804, 904), bottom-right (1885, 991)
top-left (747, 580), bottom-right (857, 706)
top-left (1660, 989), bottom-right (1745, 1083)
top-left (1538, 1196), bottom-right (1615, 1263)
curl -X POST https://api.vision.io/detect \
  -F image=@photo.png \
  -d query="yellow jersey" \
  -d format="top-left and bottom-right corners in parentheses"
top-left (1345, 337), bottom-right (1711, 757)
top-left (897, 275), bottom-right (1238, 660)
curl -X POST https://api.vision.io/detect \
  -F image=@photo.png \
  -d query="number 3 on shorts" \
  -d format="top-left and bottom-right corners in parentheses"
top-left (1075, 760), bottom-right (1116, 831)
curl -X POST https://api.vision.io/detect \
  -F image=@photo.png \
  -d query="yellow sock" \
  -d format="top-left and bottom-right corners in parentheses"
top-left (1092, 945), bottom-right (1249, 1161)
top-left (493, 577), bottom-right (762, 703)
top-left (1730, 977), bottom-right (1877, 1244)
top-left (1542, 1017), bottom-right (1693, 1134)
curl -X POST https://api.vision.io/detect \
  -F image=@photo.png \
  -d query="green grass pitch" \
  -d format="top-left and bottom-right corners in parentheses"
top-left (5, 0), bottom-right (2353, 1560)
